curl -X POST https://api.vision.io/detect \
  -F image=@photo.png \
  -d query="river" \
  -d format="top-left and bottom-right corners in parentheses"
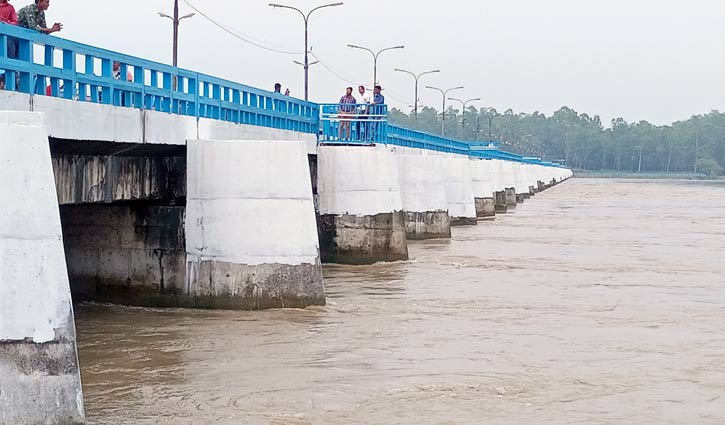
top-left (75, 178), bottom-right (725, 424)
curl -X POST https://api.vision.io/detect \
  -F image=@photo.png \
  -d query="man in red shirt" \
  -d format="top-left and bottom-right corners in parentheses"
top-left (0, 0), bottom-right (18, 59)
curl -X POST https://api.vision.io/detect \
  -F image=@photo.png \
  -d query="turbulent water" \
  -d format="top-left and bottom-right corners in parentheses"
top-left (75, 179), bottom-right (725, 425)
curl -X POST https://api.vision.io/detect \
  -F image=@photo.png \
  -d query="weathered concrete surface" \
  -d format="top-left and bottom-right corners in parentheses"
top-left (317, 145), bottom-right (409, 263)
top-left (505, 188), bottom-right (518, 208)
top-left (403, 211), bottom-right (451, 240)
top-left (186, 260), bottom-right (324, 309)
top-left (474, 197), bottom-right (496, 219)
top-left (319, 212), bottom-right (409, 264)
top-left (52, 153), bottom-right (186, 205)
top-left (186, 139), bottom-right (324, 309)
top-left (396, 155), bottom-right (451, 240)
top-left (0, 111), bottom-right (84, 424)
top-left (61, 205), bottom-right (187, 306)
top-left (494, 191), bottom-right (508, 213)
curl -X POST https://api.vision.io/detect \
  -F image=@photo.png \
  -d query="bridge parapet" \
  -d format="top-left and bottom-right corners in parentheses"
top-left (0, 24), bottom-right (318, 134)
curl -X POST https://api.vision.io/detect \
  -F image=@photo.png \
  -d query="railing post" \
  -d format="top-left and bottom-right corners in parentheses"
top-left (62, 49), bottom-right (75, 100)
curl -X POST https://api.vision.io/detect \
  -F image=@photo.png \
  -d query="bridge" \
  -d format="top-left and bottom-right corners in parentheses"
top-left (0, 24), bottom-right (572, 424)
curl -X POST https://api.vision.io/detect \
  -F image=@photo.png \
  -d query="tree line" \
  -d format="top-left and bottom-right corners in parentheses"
top-left (388, 105), bottom-right (725, 177)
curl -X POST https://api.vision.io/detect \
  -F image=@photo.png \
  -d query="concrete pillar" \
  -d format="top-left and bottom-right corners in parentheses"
top-left (501, 161), bottom-right (518, 208)
top-left (186, 139), bottom-right (325, 309)
top-left (0, 112), bottom-right (85, 424)
top-left (526, 165), bottom-right (537, 196)
top-left (470, 159), bottom-right (496, 219)
top-left (317, 145), bottom-right (408, 264)
top-left (490, 160), bottom-right (508, 213)
top-left (442, 157), bottom-right (478, 226)
top-left (396, 155), bottom-right (451, 240)
top-left (512, 163), bottom-right (530, 199)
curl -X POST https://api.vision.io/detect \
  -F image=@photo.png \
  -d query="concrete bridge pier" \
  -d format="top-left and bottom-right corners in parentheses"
top-left (185, 139), bottom-right (325, 309)
top-left (501, 162), bottom-right (518, 209)
top-left (470, 159), bottom-right (496, 220)
top-left (317, 145), bottom-right (409, 264)
top-left (490, 160), bottom-right (508, 213)
top-left (0, 112), bottom-right (85, 425)
top-left (396, 155), bottom-right (451, 240)
top-left (442, 157), bottom-right (478, 226)
top-left (513, 163), bottom-right (531, 203)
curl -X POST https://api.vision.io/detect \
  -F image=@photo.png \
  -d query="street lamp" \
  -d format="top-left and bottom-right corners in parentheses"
top-left (347, 44), bottom-right (404, 92)
top-left (448, 97), bottom-right (481, 139)
top-left (484, 107), bottom-right (498, 142)
top-left (158, 0), bottom-right (195, 68)
top-left (394, 68), bottom-right (439, 128)
top-left (426, 85), bottom-right (463, 136)
top-left (269, 2), bottom-right (344, 101)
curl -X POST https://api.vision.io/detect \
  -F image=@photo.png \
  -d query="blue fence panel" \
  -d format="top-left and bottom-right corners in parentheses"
top-left (386, 125), bottom-right (472, 156)
top-left (0, 25), bottom-right (318, 134)
top-left (319, 103), bottom-right (388, 145)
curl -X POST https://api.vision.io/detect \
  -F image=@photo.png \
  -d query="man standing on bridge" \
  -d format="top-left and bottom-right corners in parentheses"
top-left (369, 85), bottom-right (385, 141)
top-left (17, 0), bottom-right (62, 34)
top-left (338, 87), bottom-right (356, 141)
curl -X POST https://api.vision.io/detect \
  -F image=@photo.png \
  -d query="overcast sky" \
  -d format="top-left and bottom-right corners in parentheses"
top-left (47, 0), bottom-right (723, 126)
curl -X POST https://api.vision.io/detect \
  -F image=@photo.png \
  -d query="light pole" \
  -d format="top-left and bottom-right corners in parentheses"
top-left (394, 68), bottom-right (439, 128)
top-left (426, 85), bottom-right (463, 136)
top-left (270, 2), bottom-right (344, 101)
top-left (158, 0), bottom-right (195, 68)
top-left (347, 44), bottom-right (404, 92)
top-left (448, 97), bottom-right (481, 139)
top-left (484, 107), bottom-right (498, 142)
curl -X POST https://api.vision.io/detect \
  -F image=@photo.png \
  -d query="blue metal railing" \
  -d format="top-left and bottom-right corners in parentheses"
top-left (0, 25), bottom-right (318, 134)
top-left (386, 125), bottom-right (472, 156)
top-left (0, 25), bottom-right (567, 169)
top-left (319, 103), bottom-right (388, 144)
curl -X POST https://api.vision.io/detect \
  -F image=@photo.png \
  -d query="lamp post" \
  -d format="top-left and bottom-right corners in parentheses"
top-left (448, 97), bottom-right (481, 139)
top-left (484, 107), bottom-right (498, 142)
top-left (394, 68), bottom-right (439, 128)
top-left (158, 0), bottom-right (195, 68)
top-left (347, 44), bottom-right (404, 92)
top-left (269, 2), bottom-right (344, 101)
top-left (426, 85), bottom-right (463, 136)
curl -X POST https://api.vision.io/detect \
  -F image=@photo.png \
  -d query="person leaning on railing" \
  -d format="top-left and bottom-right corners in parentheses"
top-left (338, 86), bottom-right (356, 141)
top-left (17, 0), bottom-right (62, 34)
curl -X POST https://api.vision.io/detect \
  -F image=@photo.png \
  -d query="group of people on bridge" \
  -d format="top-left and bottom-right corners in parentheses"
top-left (337, 84), bottom-right (385, 141)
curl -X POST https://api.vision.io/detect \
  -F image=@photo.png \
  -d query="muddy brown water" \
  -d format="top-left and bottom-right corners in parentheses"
top-left (75, 178), bottom-right (725, 424)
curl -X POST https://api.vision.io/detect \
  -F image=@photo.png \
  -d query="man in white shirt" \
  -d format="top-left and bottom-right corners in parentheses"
top-left (356, 85), bottom-right (372, 140)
